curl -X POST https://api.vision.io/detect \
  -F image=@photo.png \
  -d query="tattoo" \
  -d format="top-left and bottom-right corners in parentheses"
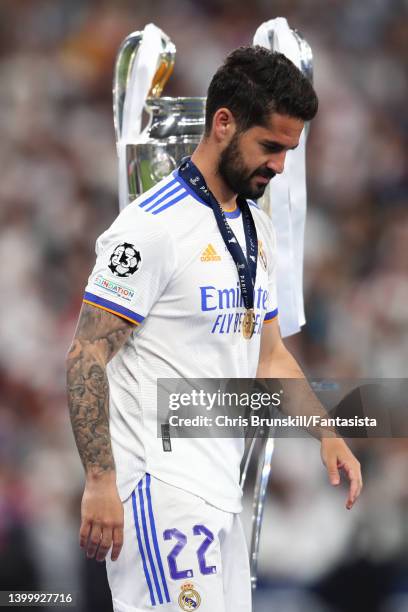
top-left (66, 304), bottom-right (133, 473)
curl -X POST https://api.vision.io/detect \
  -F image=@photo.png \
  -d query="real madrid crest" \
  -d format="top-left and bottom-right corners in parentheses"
top-left (178, 582), bottom-right (201, 610)
top-left (258, 240), bottom-right (267, 271)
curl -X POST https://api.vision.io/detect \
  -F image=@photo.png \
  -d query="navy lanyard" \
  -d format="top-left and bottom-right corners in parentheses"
top-left (178, 157), bottom-right (258, 311)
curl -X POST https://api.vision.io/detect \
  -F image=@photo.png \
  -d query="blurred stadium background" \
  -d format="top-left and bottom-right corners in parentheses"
top-left (0, 0), bottom-right (407, 610)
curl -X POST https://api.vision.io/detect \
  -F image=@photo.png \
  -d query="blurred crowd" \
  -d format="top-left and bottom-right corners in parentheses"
top-left (0, 0), bottom-right (407, 610)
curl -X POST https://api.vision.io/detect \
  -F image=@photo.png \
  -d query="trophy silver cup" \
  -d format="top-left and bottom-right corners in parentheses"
top-left (113, 24), bottom-right (313, 590)
top-left (113, 29), bottom-right (205, 203)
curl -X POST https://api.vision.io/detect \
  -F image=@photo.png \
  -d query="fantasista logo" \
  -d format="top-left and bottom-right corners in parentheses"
top-left (200, 282), bottom-right (269, 336)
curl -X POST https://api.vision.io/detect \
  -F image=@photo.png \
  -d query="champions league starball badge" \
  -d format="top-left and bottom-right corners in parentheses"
top-left (108, 243), bottom-right (141, 277)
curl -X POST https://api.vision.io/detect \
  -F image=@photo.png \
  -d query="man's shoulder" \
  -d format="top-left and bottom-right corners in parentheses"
top-left (108, 173), bottom-right (183, 231)
top-left (94, 172), bottom-right (196, 254)
top-left (129, 172), bottom-right (191, 218)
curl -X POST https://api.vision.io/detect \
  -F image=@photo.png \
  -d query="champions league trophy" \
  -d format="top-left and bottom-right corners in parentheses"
top-left (113, 25), bottom-right (205, 205)
top-left (113, 20), bottom-right (313, 590)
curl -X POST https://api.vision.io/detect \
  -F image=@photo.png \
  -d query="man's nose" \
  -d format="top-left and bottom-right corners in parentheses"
top-left (266, 152), bottom-right (287, 175)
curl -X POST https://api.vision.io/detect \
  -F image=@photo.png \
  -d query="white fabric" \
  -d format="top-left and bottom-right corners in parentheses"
top-left (106, 474), bottom-right (251, 612)
top-left (118, 23), bottom-right (164, 210)
top-left (253, 18), bottom-right (309, 337)
top-left (84, 172), bottom-right (279, 513)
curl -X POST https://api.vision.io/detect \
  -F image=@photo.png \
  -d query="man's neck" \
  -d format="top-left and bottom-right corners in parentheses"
top-left (191, 143), bottom-right (238, 211)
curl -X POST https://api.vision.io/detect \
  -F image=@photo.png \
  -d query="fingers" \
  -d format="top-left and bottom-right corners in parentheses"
top-left (322, 440), bottom-right (363, 509)
top-left (111, 526), bottom-right (124, 561)
top-left (342, 462), bottom-right (363, 510)
top-left (79, 519), bottom-right (91, 550)
top-left (86, 522), bottom-right (102, 559)
top-left (96, 527), bottom-right (114, 562)
top-left (79, 521), bottom-right (107, 561)
top-left (79, 521), bottom-right (123, 562)
top-left (326, 459), bottom-right (340, 486)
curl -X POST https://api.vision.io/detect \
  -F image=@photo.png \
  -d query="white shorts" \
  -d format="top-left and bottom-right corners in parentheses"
top-left (106, 473), bottom-right (251, 612)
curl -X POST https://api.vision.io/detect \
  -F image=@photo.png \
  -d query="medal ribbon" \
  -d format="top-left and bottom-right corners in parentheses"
top-left (178, 157), bottom-right (258, 311)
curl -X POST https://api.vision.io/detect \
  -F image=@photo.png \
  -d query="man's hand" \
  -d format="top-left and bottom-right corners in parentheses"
top-left (79, 472), bottom-right (124, 562)
top-left (320, 438), bottom-right (363, 510)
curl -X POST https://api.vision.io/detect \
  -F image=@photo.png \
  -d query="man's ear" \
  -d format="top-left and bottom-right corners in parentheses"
top-left (212, 107), bottom-right (236, 143)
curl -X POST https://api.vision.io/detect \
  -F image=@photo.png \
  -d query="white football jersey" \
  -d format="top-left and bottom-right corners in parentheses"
top-left (84, 170), bottom-right (278, 512)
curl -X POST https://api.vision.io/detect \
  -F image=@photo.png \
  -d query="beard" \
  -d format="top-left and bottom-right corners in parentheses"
top-left (217, 133), bottom-right (276, 199)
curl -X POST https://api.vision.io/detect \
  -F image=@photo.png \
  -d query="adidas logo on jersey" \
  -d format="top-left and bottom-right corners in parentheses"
top-left (200, 244), bottom-right (221, 262)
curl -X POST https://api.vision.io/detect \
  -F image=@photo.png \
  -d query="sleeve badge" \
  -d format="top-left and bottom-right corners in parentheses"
top-left (108, 243), bottom-right (141, 278)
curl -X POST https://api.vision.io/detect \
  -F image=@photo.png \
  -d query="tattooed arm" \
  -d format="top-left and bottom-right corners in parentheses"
top-left (66, 303), bottom-right (134, 561)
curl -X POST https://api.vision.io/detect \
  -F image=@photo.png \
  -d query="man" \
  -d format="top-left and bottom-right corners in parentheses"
top-left (66, 46), bottom-right (362, 611)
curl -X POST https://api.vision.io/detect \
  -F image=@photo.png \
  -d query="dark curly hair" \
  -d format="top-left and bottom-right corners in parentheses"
top-left (205, 45), bottom-right (318, 134)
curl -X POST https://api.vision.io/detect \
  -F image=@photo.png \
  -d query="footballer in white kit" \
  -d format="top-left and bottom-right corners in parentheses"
top-left (67, 46), bottom-right (362, 612)
top-left (83, 169), bottom-right (278, 611)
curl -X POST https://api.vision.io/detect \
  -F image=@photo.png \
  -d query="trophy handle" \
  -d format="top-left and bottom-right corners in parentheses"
top-left (292, 29), bottom-right (313, 139)
top-left (292, 29), bottom-right (313, 84)
top-left (113, 29), bottom-right (176, 147)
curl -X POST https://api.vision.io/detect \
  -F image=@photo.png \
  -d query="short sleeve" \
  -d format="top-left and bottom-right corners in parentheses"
top-left (262, 218), bottom-right (279, 325)
top-left (83, 212), bottom-right (176, 327)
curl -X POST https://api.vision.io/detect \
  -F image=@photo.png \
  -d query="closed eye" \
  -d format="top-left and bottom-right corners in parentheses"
top-left (261, 141), bottom-right (298, 153)
top-left (261, 143), bottom-right (284, 153)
